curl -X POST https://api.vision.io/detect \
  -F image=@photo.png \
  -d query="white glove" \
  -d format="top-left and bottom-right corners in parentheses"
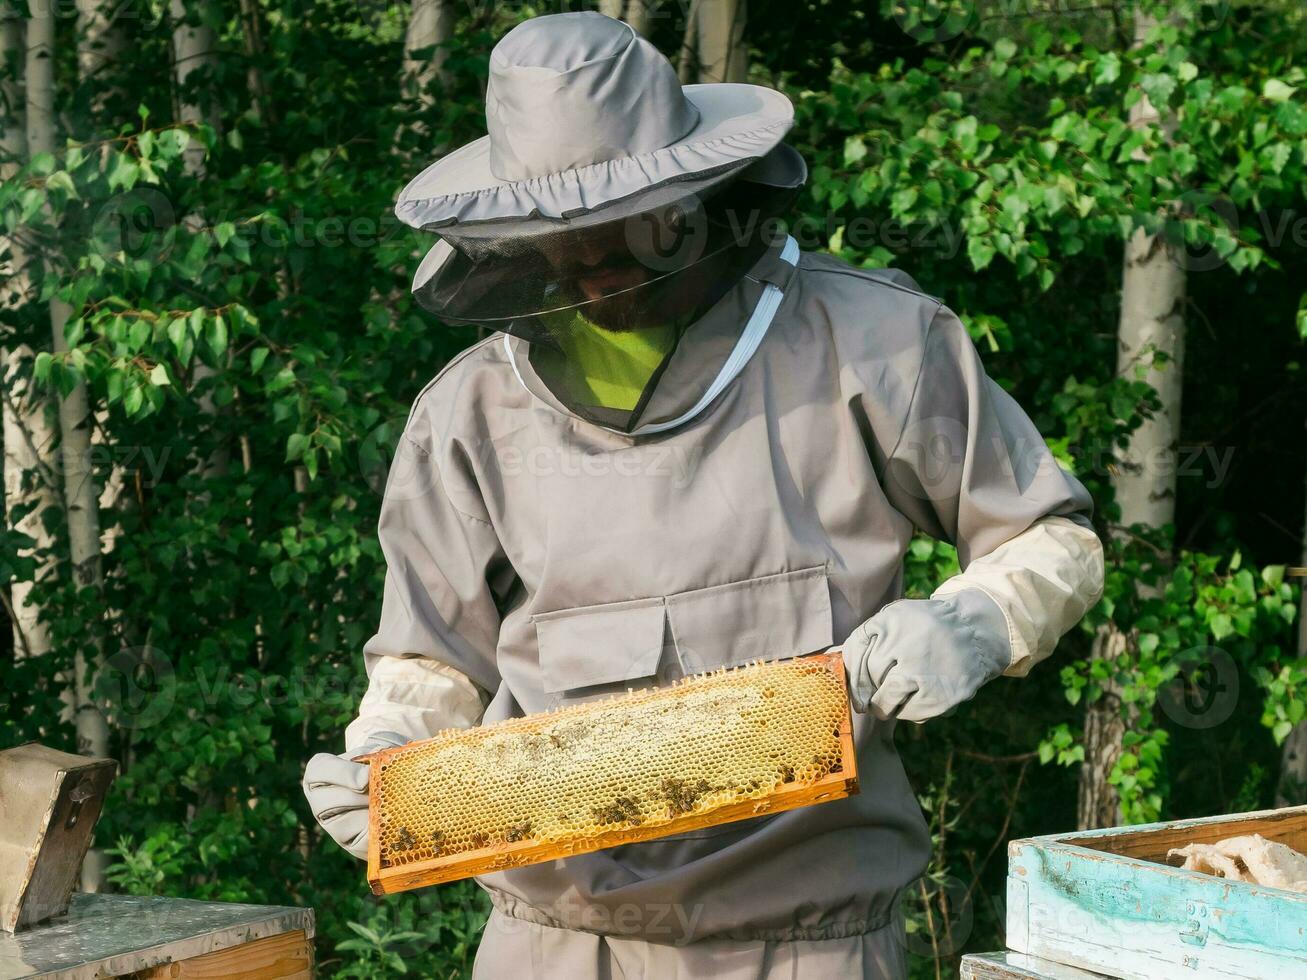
top-left (844, 589), bottom-right (1010, 723)
top-left (303, 731), bottom-right (407, 860)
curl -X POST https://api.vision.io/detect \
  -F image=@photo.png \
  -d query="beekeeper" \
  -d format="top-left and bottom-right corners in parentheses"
top-left (304, 11), bottom-right (1104, 979)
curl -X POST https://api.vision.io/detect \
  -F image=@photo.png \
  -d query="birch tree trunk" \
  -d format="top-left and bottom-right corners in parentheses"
top-left (601, 0), bottom-right (654, 36)
top-left (1276, 479), bottom-right (1307, 806)
top-left (1077, 11), bottom-right (1186, 830)
top-left (170, 0), bottom-right (231, 478)
top-left (403, 0), bottom-right (452, 109)
top-left (76, 0), bottom-right (126, 109)
top-left (693, 0), bottom-right (748, 83)
top-left (169, 0), bottom-right (218, 178)
top-left (238, 0), bottom-right (270, 123)
top-left (623, 1), bottom-right (654, 37)
top-left (678, 0), bottom-right (700, 83)
top-left (76, 0), bottom-right (130, 607)
top-left (2, 10), bottom-right (58, 669)
top-left (1, 344), bottom-right (58, 666)
top-left (27, 0), bottom-right (112, 887)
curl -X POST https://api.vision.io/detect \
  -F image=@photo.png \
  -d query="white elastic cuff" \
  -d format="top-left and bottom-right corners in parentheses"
top-left (345, 656), bottom-right (487, 753)
top-left (931, 516), bottom-right (1104, 676)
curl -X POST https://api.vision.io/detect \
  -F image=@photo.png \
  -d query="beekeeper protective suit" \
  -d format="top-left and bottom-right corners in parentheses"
top-left (303, 12), bottom-right (1104, 979)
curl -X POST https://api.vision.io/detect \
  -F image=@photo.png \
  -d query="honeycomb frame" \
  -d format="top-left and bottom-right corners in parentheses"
top-left (365, 651), bottom-right (858, 895)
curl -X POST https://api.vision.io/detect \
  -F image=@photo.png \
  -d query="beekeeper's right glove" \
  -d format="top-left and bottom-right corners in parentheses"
top-left (302, 730), bottom-right (408, 860)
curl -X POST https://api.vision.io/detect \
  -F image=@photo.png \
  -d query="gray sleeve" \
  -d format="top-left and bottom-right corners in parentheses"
top-left (362, 430), bottom-right (510, 698)
top-left (881, 305), bottom-right (1094, 567)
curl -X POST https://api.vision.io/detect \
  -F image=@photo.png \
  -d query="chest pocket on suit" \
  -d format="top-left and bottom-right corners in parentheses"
top-left (531, 564), bottom-right (834, 698)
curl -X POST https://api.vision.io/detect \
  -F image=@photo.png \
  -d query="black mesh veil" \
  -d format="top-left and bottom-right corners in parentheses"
top-left (415, 174), bottom-right (797, 336)
top-left (411, 151), bottom-right (804, 431)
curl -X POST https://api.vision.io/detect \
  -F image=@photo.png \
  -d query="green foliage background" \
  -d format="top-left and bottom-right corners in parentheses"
top-left (1, 1), bottom-right (1304, 976)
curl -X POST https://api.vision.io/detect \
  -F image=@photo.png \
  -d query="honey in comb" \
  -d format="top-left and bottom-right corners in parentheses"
top-left (368, 653), bottom-right (857, 893)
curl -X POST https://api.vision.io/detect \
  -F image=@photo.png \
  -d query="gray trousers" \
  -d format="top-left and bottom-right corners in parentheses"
top-left (472, 911), bottom-right (909, 980)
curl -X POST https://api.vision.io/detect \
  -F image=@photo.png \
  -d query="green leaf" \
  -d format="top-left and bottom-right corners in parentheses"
top-left (891, 187), bottom-right (918, 215)
top-left (105, 368), bottom-right (124, 405)
top-left (206, 314), bottom-right (228, 356)
top-left (1094, 52), bottom-right (1121, 86)
top-left (1141, 74), bottom-right (1178, 108)
top-left (286, 432), bottom-right (309, 462)
top-left (843, 136), bottom-right (867, 167)
top-left (1210, 613), bottom-right (1234, 640)
top-left (45, 170), bottom-right (78, 199)
top-left (967, 237), bottom-right (996, 270)
top-left (128, 317), bottom-right (150, 351)
top-left (63, 317), bottom-right (85, 348)
top-left (107, 155), bottom-right (140, 192)
top-left (149, 363), bottom-right (171, 386)
top-left (167, 317), bottom-right (187, 355)
top-left (1263, 79), bottom-right (1298, 103)
top-left (157, 129), bottom-right (191, 161)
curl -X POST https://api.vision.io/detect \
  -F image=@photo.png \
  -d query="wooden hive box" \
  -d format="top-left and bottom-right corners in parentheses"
top-left (366, 651), bottom-right (858, 895)
top-left (0, 743), bottom-right (117, 932)
top-left (1007, 805), bottom-right (1307, 979)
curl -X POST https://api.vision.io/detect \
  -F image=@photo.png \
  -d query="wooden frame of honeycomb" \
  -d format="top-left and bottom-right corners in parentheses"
top-left (365, 651), bottom-right (857, 895)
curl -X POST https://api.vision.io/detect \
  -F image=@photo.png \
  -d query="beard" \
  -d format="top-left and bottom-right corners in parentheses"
top-left (580, 289), bottom-right (659, 331)
top-left (563, 259), bottom-right (721, 332)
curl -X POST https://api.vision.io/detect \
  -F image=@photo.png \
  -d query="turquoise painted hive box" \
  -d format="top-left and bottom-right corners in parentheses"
top-left (1007, 804), bottom-right (1307, 979)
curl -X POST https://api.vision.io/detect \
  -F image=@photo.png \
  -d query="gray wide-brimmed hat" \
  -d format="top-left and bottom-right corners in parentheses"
top-left (394, 10), bottom-right (804, 231)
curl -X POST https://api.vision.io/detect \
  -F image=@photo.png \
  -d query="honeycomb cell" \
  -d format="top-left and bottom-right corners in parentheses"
top-left (373, 657), bottom-right (849, 873)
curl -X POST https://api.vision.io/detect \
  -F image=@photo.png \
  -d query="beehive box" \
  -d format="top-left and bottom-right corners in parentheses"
top-left (366, 651), bottom-right (857, 895)
top-left (0, 743), bottom-right (117, 932)
top-left (1007, 805), bottom-right (1307, 979)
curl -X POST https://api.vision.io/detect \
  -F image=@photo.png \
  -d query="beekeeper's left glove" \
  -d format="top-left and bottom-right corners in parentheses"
top-left (303, 731), bottom-right (408, 860)
top-left (844, 590), bottom-right (1010, 723)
